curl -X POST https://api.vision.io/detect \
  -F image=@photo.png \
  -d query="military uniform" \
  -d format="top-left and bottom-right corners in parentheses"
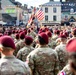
top-left (30, 31), bottom-right (36, 39)
top-left (14, 39), bottom-right (20, 44)
top-left (55, 43), bottom-right (68, 70)
top-left (14, 39), bottom-right (25, 56)
top-left (0, 55), bottom-right (31, 75)
top-left (52, 34), bottom-right (58, 41)
top-left (27, 31), bottom-right (36, 39)
top-left (58, 64), bottom-right (74, 75)
top-left (46, 31), bottom-right (56, 49)
top-left (16, 39), bottom-right (25, 49)
top-left (17, 46), bottom-right (34, 61)
top-left (26, 46), bottom-right (59, 75)
top-left (48, 39), bottom-right (56, 49)
top-left (11, 34), bottom-right (15, 40)
top-left (14, 33), bottom-right (20, 44)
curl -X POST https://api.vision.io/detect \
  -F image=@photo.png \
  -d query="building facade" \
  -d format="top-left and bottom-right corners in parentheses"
top-left (61, 1), bottom-right (76, 25)
top-left (40, 1), bottom-right (61, 25)
top-left (1, 0), bottom-right (23, 23)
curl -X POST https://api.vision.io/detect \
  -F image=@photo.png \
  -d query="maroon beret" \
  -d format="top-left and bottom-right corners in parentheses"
top-left (25, 36), bottom-right (33, 44)
top-left (56, 30), bottom-right (60, 35)
top-left (54, 30), bottom-right (60, 35)
top-left (63, 32), bottom-right (69, 37)
top-left (31, 27), bottom-right (34, 30)
top-left (46, 31), bottom-right (52, 37)
top-left (15, 30), bottom-right (19, 33)
top-left (38, 30), bottom-right (42, 34)
top-left (54, 30), bottom-right (57, 34)
top-left (12, 30), bottom-right (15, 34)
top-left (60, 31), bottom-right (63, 35)
top-left (28, 29), bottom-right (31, 33)
top-left (19, 32), bottom-right (25, 39)
top-left (8, 31), bottom-right (12, 35)
top-left (66, 39), bottom-right (76, 52)
top-left (15, 34), bottom-right (19, 39)
top-left (45, 27), bottom-right (49, 32)
top-left (38, 32), bottom-right (48, 44)
top-left (0, 36), bottom-right (16, 50)
top-left (0, 33), bottom-right (3, 37)
top-left (19, 30), bottom-right (22, 33)
top-left (59, 34), bottom-right (67, 39)
top-left (24, 30), bottom-right (27, 35)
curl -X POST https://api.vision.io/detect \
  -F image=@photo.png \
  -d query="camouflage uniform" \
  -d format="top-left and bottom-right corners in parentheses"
top-left (30, 31), bottom-right (36, 39)
top-left (11, 34), bottom-right (15, 40)
top-left (27, 31), bottom-right (36, 39)
top-left (17, 46), bottom-right (34, 61)
top-left (16, 39), bottom-right (25, 49)
top-left (52, 34), bottom-right (58, 41)
top-left (48, 39), bottom-right (56, 49)
top-left (58, 64), bottom-right (74, 75)
top-left (14, 39), bottom-right (20, 44)
top-left (14, 39), bottom-right (25, 56)
top-left (27, 46), bottom-right (59, 75)
top-left (0, 55), bottom-right (31, 75)
top-left (55, 43), bottom-right (68, 70)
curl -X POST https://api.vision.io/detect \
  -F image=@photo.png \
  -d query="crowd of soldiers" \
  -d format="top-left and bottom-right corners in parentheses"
top-left (0, 23), bottom-right (76, 75)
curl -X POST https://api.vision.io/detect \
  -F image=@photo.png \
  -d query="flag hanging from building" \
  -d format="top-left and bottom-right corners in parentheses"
top-left (36, 8), bottom-right (44, 21)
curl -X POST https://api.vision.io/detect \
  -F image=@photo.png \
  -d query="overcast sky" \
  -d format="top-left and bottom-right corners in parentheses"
top-left (15, 0), bottom-right (65, 7)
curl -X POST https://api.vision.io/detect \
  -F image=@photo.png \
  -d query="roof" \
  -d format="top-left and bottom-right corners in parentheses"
top-left (41, 1), bottom-right (61, 6)
top-left (9, 0), bottom-right (22, 6)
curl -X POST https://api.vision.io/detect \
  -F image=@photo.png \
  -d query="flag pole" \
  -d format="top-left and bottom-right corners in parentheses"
top-left (27, 7), bottom-right (36, 28)
top-left (39, 20), bottom-right (42, 28)
top-left (39, 5), bottom-right (43, 27)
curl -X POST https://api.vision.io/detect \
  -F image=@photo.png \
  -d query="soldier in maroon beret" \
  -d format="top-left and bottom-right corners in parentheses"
top-left (14, 33), bottom-right (20, 44)
top-left (58, 39), bottom-right (76, 75)
top-left (46, 31), bottom-right (56, 49)
top-left (17, 36), bottom-right (34, 61)
top-left (15, 32), bottom-right (25, 56)
top-left (0, 36), bottom-right (31, 75)
top-left (11, 30), bottom-right (15, 40)
top-left (26, 32), bottom-right (59, 75)
top-left (52, 30), bottom-right (60, 40)
top-left (55, 34), bottom-right (68, 70)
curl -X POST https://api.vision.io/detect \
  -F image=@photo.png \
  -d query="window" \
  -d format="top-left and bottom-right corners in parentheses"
top-left (53, 7), bottom-right (57, 13)
top-left (45, 15), bottom-right (48, 21)
top-left (45, 7), bottom-right (48, 13)
top-left (53, 15), bottom-right (57, 21)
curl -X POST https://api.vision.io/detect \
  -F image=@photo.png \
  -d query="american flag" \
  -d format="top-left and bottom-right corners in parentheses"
top-left (28, 15), bottom-right (33, 25)
top-left (36, 8), bottom-right (44, 21)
